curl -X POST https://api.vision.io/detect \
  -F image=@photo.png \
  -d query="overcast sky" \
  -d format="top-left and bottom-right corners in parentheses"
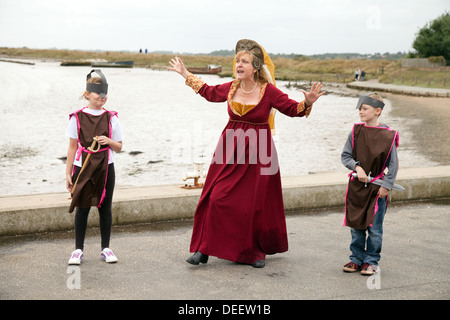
top-left (0, 0), bottom-right (448, 55)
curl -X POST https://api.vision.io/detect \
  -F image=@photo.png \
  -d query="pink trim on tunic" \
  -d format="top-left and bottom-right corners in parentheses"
top-left (344, 123), bottom-right (399, 228)
top-left (69, 107), bottom-right (117, 209)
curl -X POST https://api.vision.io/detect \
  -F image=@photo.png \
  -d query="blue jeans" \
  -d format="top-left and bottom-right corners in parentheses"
top-left (349, 197), bottom-right (387, 266)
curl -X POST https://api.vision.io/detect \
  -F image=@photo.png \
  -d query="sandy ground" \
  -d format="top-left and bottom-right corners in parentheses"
top-left (318, 82), bottom-right (450, 167)
top-left (330, 81), bottom-right (450, 166)
top-left (384, 93), bottom-right (450, 165)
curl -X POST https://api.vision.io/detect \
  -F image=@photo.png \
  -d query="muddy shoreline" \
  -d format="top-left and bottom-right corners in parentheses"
top-left (301, 81), bottom-right (450, 167)
top-left (0, 60), bottom-right (449, 197)
top-left (384, 93), bottom-right (450, 166)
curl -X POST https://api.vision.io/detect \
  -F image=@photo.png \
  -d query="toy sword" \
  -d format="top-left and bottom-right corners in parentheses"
top-left (351, 172), bottom-right (405, 191)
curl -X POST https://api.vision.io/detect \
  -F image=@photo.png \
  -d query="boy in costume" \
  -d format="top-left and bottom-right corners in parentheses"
top-left (341, 93), bottom-right (399, 275)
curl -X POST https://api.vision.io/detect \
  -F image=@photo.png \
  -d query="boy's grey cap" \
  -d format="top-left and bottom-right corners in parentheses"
top-left (86, 69), bottom-right (108, 98)
top-left (356, 93), bottom-right (385, 109)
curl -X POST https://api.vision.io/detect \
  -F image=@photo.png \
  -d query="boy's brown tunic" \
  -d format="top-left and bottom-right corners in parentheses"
top-left (69, 110), bottom-right (112, 213)
top-left (345, 124), bottom-right (398, 230)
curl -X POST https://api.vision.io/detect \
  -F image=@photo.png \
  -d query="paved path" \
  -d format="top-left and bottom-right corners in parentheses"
top-left (1, 200), bottom-right (448, 305)
top-left (347, 80), bottom-right (450, 97)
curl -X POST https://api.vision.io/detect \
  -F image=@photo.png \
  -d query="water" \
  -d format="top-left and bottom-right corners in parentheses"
top-left (0, 60), bottom-right (432, 197)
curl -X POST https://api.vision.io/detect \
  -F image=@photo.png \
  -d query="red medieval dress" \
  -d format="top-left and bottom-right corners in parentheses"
top-left (186, 75), bottom-right (313, 264)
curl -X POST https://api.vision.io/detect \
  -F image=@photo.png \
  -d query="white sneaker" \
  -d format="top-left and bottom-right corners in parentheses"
top-left (100, 248), bottom-right (118, 263)
top-left (68, 249), bottom-right (84, 265)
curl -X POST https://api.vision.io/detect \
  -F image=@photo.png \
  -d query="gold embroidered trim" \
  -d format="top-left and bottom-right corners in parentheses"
top-left (227, 80), bottom-right (240, 103)
top-left (297, 100), bottom-right (313, 118)
top-left (259, 82), bottom-right (267, 101)
top-left (185, 74), bottom-right (205, 93)
top-left (305, 104), bottom-right (312, 118)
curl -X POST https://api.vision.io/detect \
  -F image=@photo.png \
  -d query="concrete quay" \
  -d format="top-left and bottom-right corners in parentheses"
top-left (0, 166), bottom-right (449, 302)
top-left (1, 166), bottom-right (449, 236)
top-left (0, 194), bottom-right (449, 301)
top-left (347, 80), bottom-right (450, 97)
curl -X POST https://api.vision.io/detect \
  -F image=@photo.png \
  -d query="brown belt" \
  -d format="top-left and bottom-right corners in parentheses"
top-left (229, 119), bottom-right (268, 126)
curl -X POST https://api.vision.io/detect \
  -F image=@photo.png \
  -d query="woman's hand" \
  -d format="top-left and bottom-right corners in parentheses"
top-left (302, 82), bottom-right (326, 106)
top-left (168, 57), bottom-right (190, 79)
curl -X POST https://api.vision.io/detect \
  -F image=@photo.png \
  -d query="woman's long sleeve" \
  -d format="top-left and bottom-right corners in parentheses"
top-left (267, 84), bottom-right (312, 118)
top-left (185, 74), bottom-right (231, 103)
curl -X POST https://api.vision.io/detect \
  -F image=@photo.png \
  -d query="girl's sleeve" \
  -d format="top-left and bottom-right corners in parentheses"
top-left (185, 74), bottom-right (230, 103)
top-left (111, 115), bottom-right (124, 142)
top-left (268, 85), bottom-right (313, 118)
top-left (66, 116), bottom-right (78, 139)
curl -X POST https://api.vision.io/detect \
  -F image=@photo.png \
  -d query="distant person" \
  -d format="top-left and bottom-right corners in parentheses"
top-left (145, 48), bottom-right (148, 54)
top-left (354, 68), bottom-right (361, 81)
top-left (139, 48), bottom-right (142, 53)
top-left (66, 69), bottom-right (124, 265)
top-left (341, 93), bottom-right (399, 275)
top-left (360, 70), bottom-right (366, 81)
top-left (168, 39), bottom-right (325, 268)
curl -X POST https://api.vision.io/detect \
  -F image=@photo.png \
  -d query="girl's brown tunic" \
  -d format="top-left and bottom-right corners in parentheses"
top-left (344, 123), bottom-right (398, 230)
top-left (68, 109), bottom-right (112, 213)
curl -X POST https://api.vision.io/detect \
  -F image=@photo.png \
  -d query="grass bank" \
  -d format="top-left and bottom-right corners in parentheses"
top-left (1, 47), bottom-right (449, 88)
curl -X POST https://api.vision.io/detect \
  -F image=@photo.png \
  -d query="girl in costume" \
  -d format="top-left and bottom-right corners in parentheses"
top-left (168, 39), bottom-right (325, 268)
top-left (341, 93), bottom-right (399, 275)
top-left (66, 70), bottom-right (123, 265)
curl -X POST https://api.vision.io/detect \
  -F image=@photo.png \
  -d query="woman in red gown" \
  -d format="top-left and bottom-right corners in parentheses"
top-left (168, 39), bottom-right (325, 268)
